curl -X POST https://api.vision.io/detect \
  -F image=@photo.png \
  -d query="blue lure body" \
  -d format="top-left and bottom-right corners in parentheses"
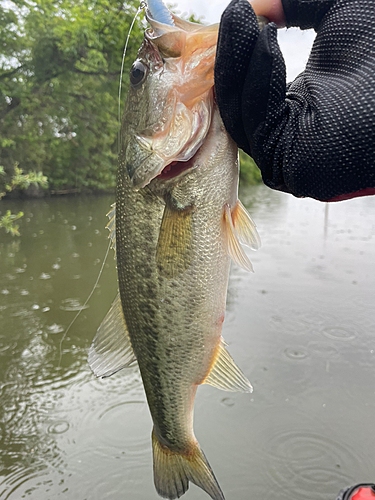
top-left (147, 0), bottom-right (175, 26)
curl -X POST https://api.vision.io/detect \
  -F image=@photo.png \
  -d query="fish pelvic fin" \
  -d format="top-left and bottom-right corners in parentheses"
top-left (202, 338), bottom-right (253, 393)
top-left (156, 199), bottom-right (194, 279)
top-left (152, 430), bottom-right (225, 500)
top-left (232, 199), bottom-right (261, 250)
top-left (223, 200), bottom-right (260, 272)
top-left (88, 292), bottom-right (137, 378)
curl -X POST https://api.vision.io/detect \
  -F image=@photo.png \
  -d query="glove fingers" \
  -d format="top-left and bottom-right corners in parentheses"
top-left (214, 0), bottom-right (260, 154)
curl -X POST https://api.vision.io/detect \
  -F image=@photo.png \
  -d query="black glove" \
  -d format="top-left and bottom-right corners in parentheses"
top-left (214, 0), bottom-right (375, 201)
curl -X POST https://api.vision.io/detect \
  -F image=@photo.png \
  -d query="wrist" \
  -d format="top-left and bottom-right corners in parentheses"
top-left (249, 0), bottom-right (286, 27)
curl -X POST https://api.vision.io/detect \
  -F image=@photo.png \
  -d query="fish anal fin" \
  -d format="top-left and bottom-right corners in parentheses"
top-left (156, 201), bottom-right (194, 279)
top-left (223, 204), bottom-right (254, 272)
top-left (88, 292), bottom-right (137, 378)
top-left (152, 430), bottom-right (224, 500)
top-left (231, 200), bottom-right (261, 250)
top-left (203, 338), bottom-right (253, 393)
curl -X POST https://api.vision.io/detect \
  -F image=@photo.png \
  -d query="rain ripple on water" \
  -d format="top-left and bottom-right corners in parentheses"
top-left (253, 406), bottom-right (373, 500)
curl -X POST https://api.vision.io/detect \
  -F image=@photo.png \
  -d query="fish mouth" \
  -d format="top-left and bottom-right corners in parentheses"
top-left (156, 155), bottom-right (197, 181)
top-left (128, 145), bottom-right (199, 189)
top-left (129, 129), bottom-right (204, 188)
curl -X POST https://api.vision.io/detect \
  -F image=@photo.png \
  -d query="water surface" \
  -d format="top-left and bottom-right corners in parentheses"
top-left (0, 188), bottom-right (374, 500)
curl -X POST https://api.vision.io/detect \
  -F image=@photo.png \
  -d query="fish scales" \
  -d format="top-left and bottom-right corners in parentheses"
top-left (88, 3), bottom-right (261, 499)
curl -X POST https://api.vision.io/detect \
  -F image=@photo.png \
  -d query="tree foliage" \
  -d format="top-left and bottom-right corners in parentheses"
top-left (0, 164), bottom-right (48, 235)
top-left (0, 209), bottom-right (24, 236)
top-left (0, 0), bottom-right (144, 192)
top-left (239, 150), bottom-right (262, 185)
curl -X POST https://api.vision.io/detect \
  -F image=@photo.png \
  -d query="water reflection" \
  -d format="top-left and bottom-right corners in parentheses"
top-left (0, 196), bottom-right (118, 498)
top-left (0, 189), bottom-right (375, 499)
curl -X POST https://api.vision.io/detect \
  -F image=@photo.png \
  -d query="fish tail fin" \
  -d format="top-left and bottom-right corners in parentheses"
top-left (152, 429), bottom-right (225, 500)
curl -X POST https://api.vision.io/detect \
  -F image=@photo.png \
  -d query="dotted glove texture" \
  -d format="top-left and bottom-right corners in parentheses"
top-left (214, 0), bottom-right (375, 201)
top-left (214, 0), bottom-right (260, 153)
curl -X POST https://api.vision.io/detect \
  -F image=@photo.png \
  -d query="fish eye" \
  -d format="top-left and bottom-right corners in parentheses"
top-left (130, 60), bottom-right (147, 87)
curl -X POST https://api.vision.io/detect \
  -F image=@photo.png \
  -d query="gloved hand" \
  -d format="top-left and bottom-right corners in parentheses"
top-left (214, 0), bottom-right (375, 201)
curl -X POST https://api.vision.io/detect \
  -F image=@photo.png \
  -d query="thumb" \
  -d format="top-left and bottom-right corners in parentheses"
top-left (242, 22), bottom-right (288, 147)
top-left (214, 0), bottom-right (260, 154)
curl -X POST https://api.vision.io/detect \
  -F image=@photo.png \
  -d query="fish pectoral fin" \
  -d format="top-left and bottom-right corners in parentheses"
top-left (223, 203), bottom-right (255, 272)
top-left (203, 338), bottom-right (253, 393)
top-left (232, 199), bottom-right (261, 250)
top-left (152, 430), bottom-right (224, 500)
top-left (87, 292), bottom-right (137, 378)
top-left (106, 202), bottom-right (116, 258)
top-left (156, 200), bottom-right (194, 279)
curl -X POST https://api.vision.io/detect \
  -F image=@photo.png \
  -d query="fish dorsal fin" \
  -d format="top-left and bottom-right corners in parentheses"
top-left (106, 203), bottom-right (116, 257)
top-left (223, 201), bottom-right (260, 272)
top-left (88, 292), bottom-right (137, 378)
top-left (203, 338), bottom-right (253, 393)
top-left (156, 198), bottom-right (194, 279)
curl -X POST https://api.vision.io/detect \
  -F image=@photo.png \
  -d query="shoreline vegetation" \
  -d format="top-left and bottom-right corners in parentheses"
top-left (0, 0), bottom-right (261, 235)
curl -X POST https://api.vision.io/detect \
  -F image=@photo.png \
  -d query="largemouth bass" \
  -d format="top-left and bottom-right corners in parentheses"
top-left (88, 2), bottom-right (261, 499)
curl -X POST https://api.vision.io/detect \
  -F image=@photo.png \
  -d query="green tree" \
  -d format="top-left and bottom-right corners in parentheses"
top-left (0, 164), bottom-right (48, 235)
top-left (239, 150), bottom-right (262, 185)
top-left (0, 0), bottom-right (144, 193)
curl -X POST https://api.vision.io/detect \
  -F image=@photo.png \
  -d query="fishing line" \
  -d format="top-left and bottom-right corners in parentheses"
top-left (59, 1), bottom-right (147, 365)
top-left (118, 0), bottom-right (147, 154)
top-left (58, 239), bottom-right (111, 367)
